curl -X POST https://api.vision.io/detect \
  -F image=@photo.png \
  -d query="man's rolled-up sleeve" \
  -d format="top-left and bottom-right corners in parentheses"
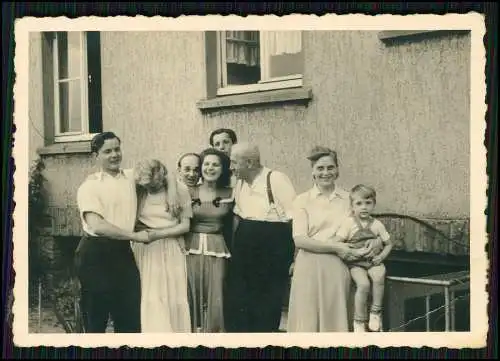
top-left (77, 181), bottom-right (105, 230)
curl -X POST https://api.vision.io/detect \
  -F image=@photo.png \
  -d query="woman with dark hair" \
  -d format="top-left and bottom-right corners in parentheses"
top-left (184, 148), bottom-right (234, 333)
top-left (286, 146), bottom-right (383, 332)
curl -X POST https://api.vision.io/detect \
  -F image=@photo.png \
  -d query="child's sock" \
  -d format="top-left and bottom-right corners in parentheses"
top-left (353, 319), bottom-right (366, 332)
top-left (368, 306), bottom-right (382, 332)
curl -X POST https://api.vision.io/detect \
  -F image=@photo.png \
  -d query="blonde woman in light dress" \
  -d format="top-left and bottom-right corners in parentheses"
top-left (131, 159), bottom-right (193, 333)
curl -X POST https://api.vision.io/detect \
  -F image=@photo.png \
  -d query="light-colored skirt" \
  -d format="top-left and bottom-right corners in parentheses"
top-left (131, 237), bottom-right (191, 333)
top-left (185, 232), bottom-right (229, 333)
top-left (287, 249), bottom-right (352, 332)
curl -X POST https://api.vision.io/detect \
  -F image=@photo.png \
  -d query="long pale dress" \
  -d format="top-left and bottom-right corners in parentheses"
top-left (184, 186), bottom-right (233, 332)
top-left (287, 185), bottom-right (353, 332)
top-left (131, 186), bottom-right (193, 333)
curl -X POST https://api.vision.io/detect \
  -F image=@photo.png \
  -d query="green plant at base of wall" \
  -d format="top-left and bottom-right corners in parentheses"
top-left (29, 157), bottom-right (47, 282)
top-left (28, 157), bottom-right (84, 333)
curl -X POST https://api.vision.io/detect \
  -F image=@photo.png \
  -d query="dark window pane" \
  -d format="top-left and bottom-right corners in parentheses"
top-left (225, 31), bottom-right (260, 86)
top-left (57, 32), bottom-right (81, 80)
top-left (86, 32), bottom-right (103, 133)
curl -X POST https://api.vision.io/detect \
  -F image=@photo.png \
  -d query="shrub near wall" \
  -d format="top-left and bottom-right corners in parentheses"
top-left (29, 157), bottom-right (83, 333)
top-left (28, 158), bottom-right (47, 301)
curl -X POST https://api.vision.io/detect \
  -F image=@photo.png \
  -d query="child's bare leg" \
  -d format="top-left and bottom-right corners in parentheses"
top-left (367, 264), bottom-right (386, 311)
top-left (350, 266), bottom-right (370, 331)
top-left (367, 264), bottom-right (386, 331)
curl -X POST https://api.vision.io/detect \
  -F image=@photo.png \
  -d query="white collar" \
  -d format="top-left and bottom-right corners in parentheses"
top-left (310, 184), bottom-right (349, 201)
top-left (96, 168), bottom-right (128, 181)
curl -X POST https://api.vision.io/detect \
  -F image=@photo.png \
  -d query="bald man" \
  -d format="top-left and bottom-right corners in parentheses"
top-left (224, 143), bottom-right (296, 333)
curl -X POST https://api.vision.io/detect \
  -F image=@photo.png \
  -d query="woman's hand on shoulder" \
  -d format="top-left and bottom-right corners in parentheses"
top-left (166, 192), bottom-right (182, 218)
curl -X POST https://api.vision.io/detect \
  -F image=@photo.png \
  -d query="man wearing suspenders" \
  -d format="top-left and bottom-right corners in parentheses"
top-left (224, 142), bottom-right (297, 333)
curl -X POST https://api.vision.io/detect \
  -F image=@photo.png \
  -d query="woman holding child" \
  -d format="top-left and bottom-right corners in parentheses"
top-left (287, 146), bottom-right (384, 333)
top-left (184, 148), bottom-right (234, 332)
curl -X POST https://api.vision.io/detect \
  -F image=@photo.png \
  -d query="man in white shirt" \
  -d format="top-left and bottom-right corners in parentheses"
top-left (75, 132), bottom-right (151, 333)
top-left (224, 142), bottom-right (297, 333)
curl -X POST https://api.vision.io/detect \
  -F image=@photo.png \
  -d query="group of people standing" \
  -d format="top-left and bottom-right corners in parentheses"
top-left (75, 128), bottom-right (393, 334)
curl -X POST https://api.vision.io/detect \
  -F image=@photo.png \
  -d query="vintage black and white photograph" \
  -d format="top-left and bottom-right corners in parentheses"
top-left (13, 14), bottom-right (487, 348)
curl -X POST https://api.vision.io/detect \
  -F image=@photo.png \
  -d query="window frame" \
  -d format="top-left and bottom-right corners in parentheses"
top-left (52, 31), bottom-right (96, 143)
top-left (215, 30), bottom-right (304, 97)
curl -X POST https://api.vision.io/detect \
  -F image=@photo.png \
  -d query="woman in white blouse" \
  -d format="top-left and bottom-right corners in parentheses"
top-left (287, 146), bottom-right (383, 332)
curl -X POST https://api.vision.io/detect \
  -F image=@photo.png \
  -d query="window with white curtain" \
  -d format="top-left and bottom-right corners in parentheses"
top-left (51, 31), bottom-right (102, 142)
top-left (217, 30), bottom-right (304, 96)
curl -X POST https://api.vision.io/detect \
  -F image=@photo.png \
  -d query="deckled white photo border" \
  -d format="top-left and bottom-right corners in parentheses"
top-left (12, 13), bottom-right (488, 349)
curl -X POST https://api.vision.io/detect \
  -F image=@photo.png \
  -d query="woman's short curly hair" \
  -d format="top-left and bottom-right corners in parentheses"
top-left (306, 145), bottom-right (339, 167)
top-left (134, 159), bottom-right (168, 189)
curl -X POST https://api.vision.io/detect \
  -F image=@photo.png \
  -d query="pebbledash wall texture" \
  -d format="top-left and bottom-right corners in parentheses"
top-left (28, 30), bottom-right (471, 257)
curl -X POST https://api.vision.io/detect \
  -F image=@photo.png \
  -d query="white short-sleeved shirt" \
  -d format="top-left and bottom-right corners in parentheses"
top-left (76, 168), bottom-right (137, 236)
top-left (336, 215), bottom-right (391, 244)
top-left (292, 185), bottom-right (351, 242)
top-left (233, 167), bottom-right (297, 223)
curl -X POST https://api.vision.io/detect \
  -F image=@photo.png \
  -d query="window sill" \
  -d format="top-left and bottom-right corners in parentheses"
top-left (53, 133), bottom-right (97, 143)
top-left (216, 76), bottom-right (303, 96)
top-left (37, 141), bottom-right (92, 155)
top-left (197, 86), bottom-right (313, 111)
top-left (379, 30), bottom-right (469, 41)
